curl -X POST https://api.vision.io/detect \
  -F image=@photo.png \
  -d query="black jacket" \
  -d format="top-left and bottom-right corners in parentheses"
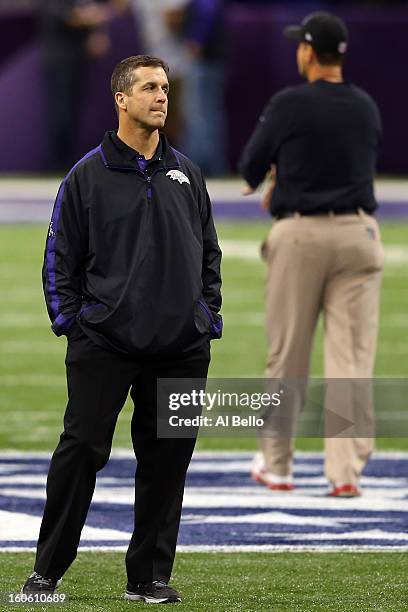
top-left (239, 81), bottom-right (381, 216)
top-left (42, 131), bottom-right (222, 355)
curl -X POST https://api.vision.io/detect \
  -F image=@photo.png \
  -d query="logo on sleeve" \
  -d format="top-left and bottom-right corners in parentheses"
top-left (166, 170), bottom-right (190, 185)
top-left (48, 221), bottom-right (56, 238)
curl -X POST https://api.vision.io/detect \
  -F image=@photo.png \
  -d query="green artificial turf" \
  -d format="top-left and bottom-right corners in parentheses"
top-left (0, 222), bottom-right (407, 451)
top-left (1, 221), bottom-right (408, 612)
top-left (1, 552), bottom-right (407, 612)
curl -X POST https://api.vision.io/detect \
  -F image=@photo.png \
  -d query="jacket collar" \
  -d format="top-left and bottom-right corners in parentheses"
top-left (99, 130), bottom-right (179, 171)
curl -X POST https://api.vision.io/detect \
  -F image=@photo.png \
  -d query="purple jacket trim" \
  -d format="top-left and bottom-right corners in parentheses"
top-left (170, 147), bottom-right (182, 167)
top-left (198, 298), bottom-right (223, 336)
top-left (45, 146), bottom-right (100, 324)
top-left (98, 144), bottom-right (108, 166)
top-left (137, 156), bottom-right (148, 172)
top-left (52, 312), bottom-right (76, 336)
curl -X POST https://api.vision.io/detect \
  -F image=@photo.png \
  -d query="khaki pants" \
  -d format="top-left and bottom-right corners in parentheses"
top-left (260, 212), bottom-right (384, 487)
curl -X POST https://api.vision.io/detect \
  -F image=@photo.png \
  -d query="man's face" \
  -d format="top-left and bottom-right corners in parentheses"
top-left (121, 66), bottom-right (169, 130)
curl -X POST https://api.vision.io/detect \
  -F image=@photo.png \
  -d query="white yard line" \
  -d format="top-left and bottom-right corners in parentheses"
top-left (0, 375), bottom-right (65, 387)
top-left (0, 177), bottom-right (407, 202)
top-left (3, 545), bottom-right (408, 553)
top-left (0, 314), bottom-right (49, 327)
top-left (1, 449), bottom-right (407, 459)
top-left (1, 341), bottom-right (63, 353)
top-left (220, 241), bottom-right (408, 264)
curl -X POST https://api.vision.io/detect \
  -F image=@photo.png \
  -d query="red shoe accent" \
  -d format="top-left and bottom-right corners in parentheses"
top-left (267, 482), bottom-right (295, 491)
top-left (251, 471), bottom-right (294, 491)
top-left (328, 484), bottom-right (361, 498)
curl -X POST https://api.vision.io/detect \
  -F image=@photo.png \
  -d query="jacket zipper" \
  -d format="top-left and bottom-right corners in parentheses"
top-left (145, 165), bottom-right (179, 203)
top-left (146, 176), bottom-right (152, 201)
top-left (104, 163), bottom-right (179, 204)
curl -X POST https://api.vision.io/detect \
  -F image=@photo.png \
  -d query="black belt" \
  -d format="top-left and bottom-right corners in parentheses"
top-left (275, 208), bottom-right (371, 220)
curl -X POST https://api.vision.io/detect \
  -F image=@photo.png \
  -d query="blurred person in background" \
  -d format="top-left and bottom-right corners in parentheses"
top-left (39, 0), bottom-right (128, 172)
top-left (240, 12), bottom-right (383, 498)
top-left (131, 0), bottom-right (190, 149)
top-left (182, 0), bottom-right (229, 176)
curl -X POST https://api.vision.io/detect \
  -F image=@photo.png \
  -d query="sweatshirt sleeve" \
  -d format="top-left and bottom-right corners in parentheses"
top-left (199, 175), bottom-right (223, 339)
top-left (42, 171), bottom-right (87, 336)
top-left (239, 91), bottom-right (289, 189)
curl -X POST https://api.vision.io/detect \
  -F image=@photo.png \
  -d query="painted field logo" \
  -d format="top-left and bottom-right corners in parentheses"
top-left (166, 170), bottom-right (190, 185)
top-left (1, 452), bottom-right (408, 552)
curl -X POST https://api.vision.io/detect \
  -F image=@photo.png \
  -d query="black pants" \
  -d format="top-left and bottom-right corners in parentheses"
top-left (34, 327), bottom-right (210, 583)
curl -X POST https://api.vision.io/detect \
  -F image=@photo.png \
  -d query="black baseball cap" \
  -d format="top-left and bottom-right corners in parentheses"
top-left (283, 12), bottom-right (349, 55)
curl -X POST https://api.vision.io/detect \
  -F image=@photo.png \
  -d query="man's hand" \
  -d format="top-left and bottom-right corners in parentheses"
top-left (242, 183), bottom-right (256, 196)
top-left (242, 164), bottom-right (277, 211)
top-left (260, 164), bottom-right (276, 211)
top-left (86, 30), bottom-right (111, 57)
top-left (67, 4), bottom-right (110, 28)
top-left (261, 182), bottom-right (275, 211)
top-left (67, 0), bottom-right (129, 31)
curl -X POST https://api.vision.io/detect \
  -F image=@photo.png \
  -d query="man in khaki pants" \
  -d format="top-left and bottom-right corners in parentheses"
top-left (239, 12), bottom-right (383, 496)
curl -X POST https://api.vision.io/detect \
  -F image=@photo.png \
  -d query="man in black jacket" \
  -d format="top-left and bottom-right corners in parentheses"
top-left (22, 55), bottom-right (222, 603)
top-left (239, 13), bottom-right (383, 498)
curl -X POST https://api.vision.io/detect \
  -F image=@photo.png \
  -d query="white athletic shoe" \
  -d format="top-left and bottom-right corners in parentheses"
top-left (250, 452), bottom-right (294, 491)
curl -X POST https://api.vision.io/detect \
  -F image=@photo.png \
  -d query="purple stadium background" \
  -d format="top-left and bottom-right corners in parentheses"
top-left (0, 2), bottom-right (407, 174)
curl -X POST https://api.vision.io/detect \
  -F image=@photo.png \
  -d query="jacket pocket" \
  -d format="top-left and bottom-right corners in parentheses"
top-left (194, 298), bottom-right (223, 339)
top-left (77, 302), bottom-right (110, 324)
